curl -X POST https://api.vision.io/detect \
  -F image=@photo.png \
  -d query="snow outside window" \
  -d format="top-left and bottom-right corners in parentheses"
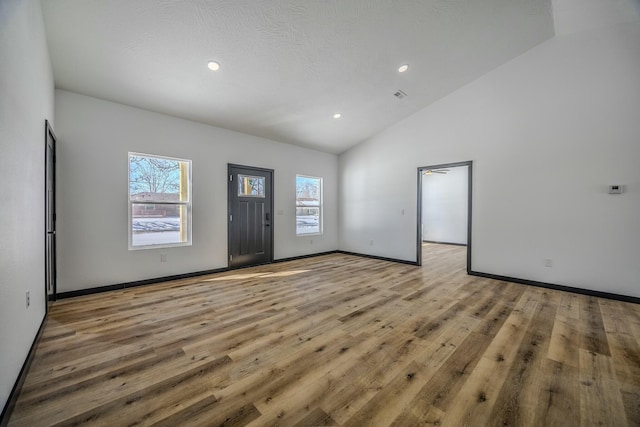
top-left (296, 175), bottom-right (322, 235)
top-left (128, 153), bottom-right (192, 249)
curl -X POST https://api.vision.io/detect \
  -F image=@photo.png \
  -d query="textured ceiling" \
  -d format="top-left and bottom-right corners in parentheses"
top-left (41, 0), bottom-right (554, 154)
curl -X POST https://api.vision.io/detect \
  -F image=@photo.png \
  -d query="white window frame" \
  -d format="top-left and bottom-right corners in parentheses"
top-left (296, 174), bottom-right (323, 236)
top-left (128, 152), bottom-right (192, 250)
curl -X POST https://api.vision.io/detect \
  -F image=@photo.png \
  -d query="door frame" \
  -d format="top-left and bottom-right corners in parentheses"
top-left (45, 120), bottom-right (57, 305)
top-left (416, 160), bottom-right (473, 272)
top-left (227, 164), bottom-right (275, 268)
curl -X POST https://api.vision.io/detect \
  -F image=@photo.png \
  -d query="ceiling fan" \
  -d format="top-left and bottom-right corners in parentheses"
top-left (422, 169), bottom-right (450, 175)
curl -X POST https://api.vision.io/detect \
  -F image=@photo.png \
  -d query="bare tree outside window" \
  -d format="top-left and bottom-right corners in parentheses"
top-left (130, 156), bottom-right (180, 196)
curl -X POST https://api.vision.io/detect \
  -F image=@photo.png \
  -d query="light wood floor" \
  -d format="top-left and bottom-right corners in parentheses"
top-left (8, 244), bottom-right (640, 426)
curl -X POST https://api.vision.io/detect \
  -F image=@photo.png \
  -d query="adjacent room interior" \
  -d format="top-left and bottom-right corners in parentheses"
top-left (2, 0), bottom-right (640, 425)
top-left (419, 162), bottom-right (471, 271)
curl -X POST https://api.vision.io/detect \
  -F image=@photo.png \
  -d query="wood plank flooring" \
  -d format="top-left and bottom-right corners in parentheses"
top-left (8, 244), bottom-right (640, 426)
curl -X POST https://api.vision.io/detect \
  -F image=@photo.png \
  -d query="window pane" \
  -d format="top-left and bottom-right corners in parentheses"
top-left (238, 174), bottom-right (265, 197)
top-left (296, 176), bottom-right (320, 205)
top-left (130, 154), bottom-right (189, 202)
top-left (131, 203), bottom-right (188, 247)
top-left (296, 207), bottom-right (320, 234)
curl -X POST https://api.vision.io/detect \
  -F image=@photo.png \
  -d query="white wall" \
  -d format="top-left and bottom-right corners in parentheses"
top-left (0, 0), bottom-right (54, 411)
top-left (339, 21), bottom-right (640, 298)
top-left (422, 166), bottom-right (468, 245)
top-left (552, 0), bottom-right (640, 36)
top-left (55, 90), bottom-right (338, 293)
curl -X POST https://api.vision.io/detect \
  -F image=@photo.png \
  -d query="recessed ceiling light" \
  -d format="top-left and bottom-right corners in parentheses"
top-left (333, 113), bottom-right (342, 119)
top-left (207, 61), bottom-right (220, 71)
top-left (398, 64), bottom-right (409, 73)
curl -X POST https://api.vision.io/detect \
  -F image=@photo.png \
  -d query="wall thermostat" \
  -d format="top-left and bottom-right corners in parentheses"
top-left (608, 185), bottom-right (624, 194)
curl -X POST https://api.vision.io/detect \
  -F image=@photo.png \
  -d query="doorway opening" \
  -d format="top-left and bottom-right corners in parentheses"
top-left (416, 161), bottom-right (472, 272)
top-left (45, 120), bottom-right (57, 305)
top-left (227, 164), bottom-right (274, 269)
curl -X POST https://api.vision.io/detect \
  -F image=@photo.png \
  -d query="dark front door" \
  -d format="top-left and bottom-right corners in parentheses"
top-left (45, 120), bottom-right (57, 303)
top-left (228, 164), bottom-right (274, 268)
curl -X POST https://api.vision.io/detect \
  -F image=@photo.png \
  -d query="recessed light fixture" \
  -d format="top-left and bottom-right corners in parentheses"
top-left (333, 113), bottom-right (342, 119)
top-left (207, 61), bottom-right (220, 71)
top-left (398, 64), bottom-right (409, 73)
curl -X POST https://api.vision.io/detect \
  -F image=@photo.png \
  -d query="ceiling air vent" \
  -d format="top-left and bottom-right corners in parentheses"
top-left (393, 90), bottom-right (407, 99)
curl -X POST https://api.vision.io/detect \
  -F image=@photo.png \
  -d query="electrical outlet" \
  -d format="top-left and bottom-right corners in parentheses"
top-left (160, 254), bottom-right (167, 263)
top-left (370, 240), bottom-right (374, 246)
top-left (26, 291), bottom-right (30, 308)
top-left (544, 259), bottom-right (553, 268)
top-left (310, 239), bottom-right (313, 245)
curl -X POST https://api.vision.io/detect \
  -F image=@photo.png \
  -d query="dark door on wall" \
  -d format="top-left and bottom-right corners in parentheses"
top-left (228, 164), bottom-right (274, 268)
top-left (45, 120), bottom-right (57, 303)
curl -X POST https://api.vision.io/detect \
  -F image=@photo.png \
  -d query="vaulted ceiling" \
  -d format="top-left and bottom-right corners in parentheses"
top-left (42, 0), bottom-right (554, 154)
